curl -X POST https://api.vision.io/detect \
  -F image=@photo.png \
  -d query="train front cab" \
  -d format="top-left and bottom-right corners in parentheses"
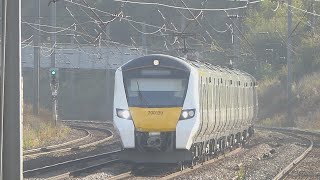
top-left (113, 55), bottom-right (200, 163)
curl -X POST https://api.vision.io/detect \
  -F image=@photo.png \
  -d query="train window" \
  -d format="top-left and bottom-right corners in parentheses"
top-left (221, 78), bottom-right (223, 84)
top-left (238, 81), bottom-right (241, 86)
top-left (230, 80), bottom-right (232, 85)
top-left (209, 77), bottom-right (212, 83)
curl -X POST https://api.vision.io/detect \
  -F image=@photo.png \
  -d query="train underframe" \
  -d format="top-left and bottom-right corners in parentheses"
top-left (119, 126), bottom-right (255, 168)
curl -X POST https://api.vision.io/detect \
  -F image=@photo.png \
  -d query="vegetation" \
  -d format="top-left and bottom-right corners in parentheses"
top-left (23, 104), bottom-right (70, 149)
top-left (236, 165), bottom-right (246, 180)
top-left (240, 1), bottom-right (320, 129)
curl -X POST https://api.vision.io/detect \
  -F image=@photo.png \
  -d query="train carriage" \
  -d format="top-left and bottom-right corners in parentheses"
top-left (113, 54), bottom-right (257, 164)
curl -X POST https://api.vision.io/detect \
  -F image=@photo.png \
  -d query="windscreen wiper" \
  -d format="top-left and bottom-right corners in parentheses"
top-left (136, 81), bottom-right (150, 107)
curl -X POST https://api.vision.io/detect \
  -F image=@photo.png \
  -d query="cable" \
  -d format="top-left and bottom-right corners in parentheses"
top-left (203, 14), bottom-right (232, 33)
top-left (114, 0), bottom-right (256, 12)
top-left (128, 21), bottom-right (166, 35)
top-left (21, 40), bottom-right (33, 49)
top-left (272, 1), bottom-right (280, 12)
top-left (21, 35), bottom-right (33, 44)
top-left (284, 2), bottom-right (320, 17)
top-left (22, 21), bottom-right (76, 34)
top-left (65, 6), bottom-right (96, 44)
top-left (178, 0), bottom-right (225, 52)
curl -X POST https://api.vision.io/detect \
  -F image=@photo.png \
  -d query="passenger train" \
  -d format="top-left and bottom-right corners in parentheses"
top-left (113, 54), bottom-right (258, 165)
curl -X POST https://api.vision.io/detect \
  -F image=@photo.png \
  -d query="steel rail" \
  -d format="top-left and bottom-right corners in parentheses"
top-left (160, 148), bottom-right (243, 180)
top-left (23, 150), bottom-right (121, 178)
top-left (108, 147), bottom-right (243, 180)
top-left (256, 126), bottom-right (318, 180)
top-left (24, 127), bottom-right (114, 159)
top-left (47, 159), bottom-right (120, 180)
top-left (23, 127), bottom-right (90, 156)
top-left (107, 171), bottom-right (132, 180)
top-left (61, 120), bottom-right (114, 125)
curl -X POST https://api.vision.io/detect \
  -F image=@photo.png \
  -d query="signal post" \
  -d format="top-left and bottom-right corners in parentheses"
top-left (50, 68), bottom-right (59, 125)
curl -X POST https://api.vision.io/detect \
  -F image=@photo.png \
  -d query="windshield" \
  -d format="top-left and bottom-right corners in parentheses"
top-left (123, 68), bottom-right (189, 107)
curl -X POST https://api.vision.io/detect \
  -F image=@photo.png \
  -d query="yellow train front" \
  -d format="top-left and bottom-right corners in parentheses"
top-left (113, 54), bottom-right (257, 164)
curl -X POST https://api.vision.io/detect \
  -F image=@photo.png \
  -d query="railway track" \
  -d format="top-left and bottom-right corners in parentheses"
top-left (23, 150), bottom-right (121, 178)
top-left (23, 125), bottom-right (114, 159)
top-left (108, 147), bottom-right (244, 180)
top-left (23, 127), bottom-right (90, 156)
top-left (24, 126), bottom-right (319, 179)
top-left (105, 127), bottom-right (319, 180)
top-left (62, 120), bottom-right (113, 125)
top-left (260, 127), bottom-right (320, 180)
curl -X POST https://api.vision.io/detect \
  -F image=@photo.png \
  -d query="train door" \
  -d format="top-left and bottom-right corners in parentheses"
top-left (216, 77), bottom-right (222, 136)
top-left (226, 79), bottom-right (231, 132)
top-left (203, 77), bottom-right (210, 137)
top-left (236, 80), bottom-right (240, 131)
top-left (230, 79), bottom-right (234, 132)
top-left (195, 76), bottom-right (204, 140)
top-left (212, 77), bottom-right (217, 136)
top-left (221, 79), bottom-right (227, 135)
top-left (207, 76), bottom-right (215, 137)
top-left (239, 82), bottom-right (243, 130)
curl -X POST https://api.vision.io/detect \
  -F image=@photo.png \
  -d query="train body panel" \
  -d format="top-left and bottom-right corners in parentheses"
top-left (113, 70), bottom-right (135, 148)
top-left (176, 67), bottom-right (200, 149)
top-left (113, 54), bottom-right (257, 163)
top-left (129, 107), bottom-right (182, 132)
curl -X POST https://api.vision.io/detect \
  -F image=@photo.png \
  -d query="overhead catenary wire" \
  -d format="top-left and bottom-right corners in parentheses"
top-left (113, 0), bottom-right (264, 12)
top-left (22, 0), bottom-right (269, 63)
top-left (284, 2), bottom-right (320, 17)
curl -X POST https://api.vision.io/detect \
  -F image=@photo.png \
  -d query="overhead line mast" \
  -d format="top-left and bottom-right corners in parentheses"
top-left (287, 0), bottom-right (294, 126)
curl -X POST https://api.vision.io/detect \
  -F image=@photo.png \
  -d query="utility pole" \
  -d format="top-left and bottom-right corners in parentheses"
top-left (311, 1), bottom-right (315, 36)
top-left (50, 0), bottom-right (58, 123)
top-left (141, 23), bottom-right (147, 54)
top-left (227, 14), bottom-right (244, 65)
top-left (50, 1), bottom-right (56, 68)
top-left (287, 0), bottom-right (295, 126)
top-left (3, 0), bottom-right (23, 179)
top-left (33, 0), bottom-right (40, 116)
top-left (0, 0), bottom-right (7, 179)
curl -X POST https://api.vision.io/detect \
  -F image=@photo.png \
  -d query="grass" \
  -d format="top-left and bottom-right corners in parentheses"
top-left (23, 104), bottom-right (70, 150)
top-left (236, 165), bottom-right (246, 180)
top-left (259, 114), bottom-right (286, 127)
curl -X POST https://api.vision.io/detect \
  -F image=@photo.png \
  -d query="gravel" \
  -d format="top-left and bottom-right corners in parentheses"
top-left (174, 130), bottom-right (307, 180)
top-left (68, 130), bottom-right (308, 180)
top-left (284, 136), bottom-right (320, 180)
top-left (72, 163), bottom-right (131, 180)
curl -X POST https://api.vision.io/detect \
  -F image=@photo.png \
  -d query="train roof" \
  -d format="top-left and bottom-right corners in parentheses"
top-left (178, 56), bottom-right (255, 82)
top-left (120, 54), bottom-right (256, 82)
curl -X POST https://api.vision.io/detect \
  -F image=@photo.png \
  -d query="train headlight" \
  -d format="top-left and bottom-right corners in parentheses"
top-left (179, 109), bottom-right (195, 120)
top-left (116, 109), bottom-right (132, 120)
